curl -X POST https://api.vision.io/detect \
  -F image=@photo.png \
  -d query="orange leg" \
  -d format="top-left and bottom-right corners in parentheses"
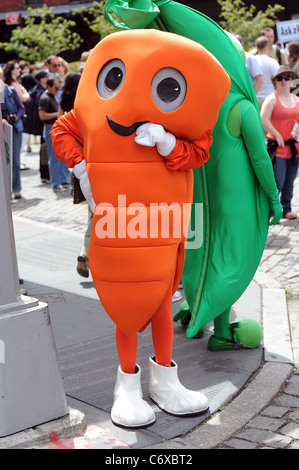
top-left (150, 280), bottom-right (173, 367)
top-left (115, 326), bottom-right (137, 374)
top-left (115, 279), bottom-right (174, 373)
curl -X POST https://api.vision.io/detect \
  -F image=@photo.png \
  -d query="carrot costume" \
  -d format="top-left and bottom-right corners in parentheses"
top-left (51, 29), bottom-right (229, 428)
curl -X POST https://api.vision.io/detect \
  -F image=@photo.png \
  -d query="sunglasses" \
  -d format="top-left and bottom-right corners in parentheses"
top-left (276, 75), bottom-right (291, 82)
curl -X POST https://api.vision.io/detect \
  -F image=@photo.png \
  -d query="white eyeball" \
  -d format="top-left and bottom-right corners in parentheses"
top-left (97, 59), bottom-right (126, 99)
top-left (151, 68), bottom-right (187, 112)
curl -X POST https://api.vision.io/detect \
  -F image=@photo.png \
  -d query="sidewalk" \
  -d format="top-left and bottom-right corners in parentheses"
top-left (3, 143), bottom-right (299, 449)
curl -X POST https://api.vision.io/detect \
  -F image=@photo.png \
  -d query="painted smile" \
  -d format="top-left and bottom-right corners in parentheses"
top-left (106, 115), bottom-right (149, 136)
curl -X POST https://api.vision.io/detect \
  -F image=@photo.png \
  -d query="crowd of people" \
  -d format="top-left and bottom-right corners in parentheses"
top-left (0, 51), bottom-right (92, 277)
top-left (0, 52), bottom-right (91, 197)
top-left (0, 27), bottom-right (299, 264)
top-left (245, 28), bottom-right (299, 220)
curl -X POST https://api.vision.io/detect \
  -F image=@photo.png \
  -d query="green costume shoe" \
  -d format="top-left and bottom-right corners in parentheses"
top-left (208, 319), bottom-right (262, 351)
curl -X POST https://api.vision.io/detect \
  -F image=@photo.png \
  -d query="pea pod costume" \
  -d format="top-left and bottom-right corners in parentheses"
top-left (104, 0), bottom-right (282, 349)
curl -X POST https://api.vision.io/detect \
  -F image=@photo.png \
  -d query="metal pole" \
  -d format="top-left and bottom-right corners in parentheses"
top-left (0, 80), bottom-right (69, 436)
top-left (0, 79), bottom-right (21, 307)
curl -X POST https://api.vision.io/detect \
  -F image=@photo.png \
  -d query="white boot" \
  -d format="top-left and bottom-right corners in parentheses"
top-left (149, 357), bottom-right (209, 416)
top-left (111, 364), bottom-right (156, 428)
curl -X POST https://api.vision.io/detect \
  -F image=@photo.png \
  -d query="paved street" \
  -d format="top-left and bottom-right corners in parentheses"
top-left (4, 142), bottom-right (299, 449)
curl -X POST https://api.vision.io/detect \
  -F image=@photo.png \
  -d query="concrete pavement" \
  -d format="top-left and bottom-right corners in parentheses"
top-left (2, 142), bottom-right (299, 450)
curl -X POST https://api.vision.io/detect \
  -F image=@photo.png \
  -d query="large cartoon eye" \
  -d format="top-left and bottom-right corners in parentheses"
top-left (97, 59), bottom-right (126, 98)
top-left (151, 68), bottom-right (187, 112)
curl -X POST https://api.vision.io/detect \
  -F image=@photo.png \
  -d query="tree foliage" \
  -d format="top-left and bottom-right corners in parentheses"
top-left (0, 2), bottom-right (118, 62)
top-left (0, 4), bottom-right (83, 62)
top-left (77, 1), bottom-right (118, 38)
top-left (217, 0), bottom-right (285, 50)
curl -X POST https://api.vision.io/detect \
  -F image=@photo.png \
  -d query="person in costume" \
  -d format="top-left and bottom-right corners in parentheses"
top-left (51, 29), bottom-right (230, 428)
top-left (103, 0), bottom-right (283, 351)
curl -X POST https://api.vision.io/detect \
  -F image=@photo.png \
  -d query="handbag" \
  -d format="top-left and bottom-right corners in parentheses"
top-left (73, 175), bottom-right (86, 204)
top-left (266, 137), bottom-right (278, 166)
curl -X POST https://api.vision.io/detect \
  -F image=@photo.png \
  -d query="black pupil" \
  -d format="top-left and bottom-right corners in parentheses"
top-left (105, 67), bottom-right (123, 91)
top-left (157, 77), bottom-right (181, 103)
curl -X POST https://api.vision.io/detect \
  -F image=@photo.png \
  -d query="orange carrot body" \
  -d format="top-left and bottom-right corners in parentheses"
top-left (52, 30), bottom-right (230, 338)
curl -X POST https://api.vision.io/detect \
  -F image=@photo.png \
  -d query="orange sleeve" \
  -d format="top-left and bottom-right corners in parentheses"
top-left (50, 109), bottom-right (84, 168)
top-left (164, 129), bottom-right (213, 171)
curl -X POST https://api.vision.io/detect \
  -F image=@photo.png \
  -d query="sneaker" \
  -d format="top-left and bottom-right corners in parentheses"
top-left (14, 192), bottom-right (22, 199)
top-left (282, 212), bottom-right (297, 219)
top-left (172, 290), bottom-right (182, 303)
top-left (20, 163), bottom-right (29, 170)
top-left (53, 184), bottom-right (67, 192)
top-left (77, 255), bottom-right (89, 278)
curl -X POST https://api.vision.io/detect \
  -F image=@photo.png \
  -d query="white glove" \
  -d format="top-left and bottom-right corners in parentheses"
top-left (134, 123), bottom-right (176, 156)
top-left (73, 160), bottom-right (96, 212)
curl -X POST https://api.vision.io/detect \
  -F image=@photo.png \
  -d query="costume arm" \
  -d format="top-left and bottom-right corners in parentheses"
top-left (240, 99), bottom-right (282, 225)
top-left (50, 109), bottom-right (84, 168)
top-left (134, 122), bottom-right (212, 171)
top-left (164, 130), bottom-right (212, 171)
top-left (51, 109), bottom-right (95, 211)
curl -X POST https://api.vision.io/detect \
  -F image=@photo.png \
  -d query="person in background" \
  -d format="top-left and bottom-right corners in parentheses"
top-left (234, 34), bottom-right (264, 94)
top-left (77, 49), bottom-right (92, 73)
top-left (255, 36), bottom-right (279, 110)
top-left (38, 74), bottom-right (69, 192)
top-left (56, 71), bottom-right (92, 278)
top-left (19, 60), bottom-right (30, 78)
top-left (3, 61), bottom-right (31, 168)
top-left (21, 72), bottom-right (38, 153)
top-left (252, 27), bottom-right (288, 65)
top-left (287, 41), bottom-right (299, 78)
top-left (29, 63), bottom-right (38, 76)
top-left (23, 70), bottom-right (50, 182)
top-left (261, 66), bottom-right (299, 219)
top-left (44, 55), bottom-right (66, 101)
top-left (3, 61), bottom-right (30, 104)
top-left (58, 57), bottom-right (69, 80)
top-left (261, 27), bottom-right (287, 65)
top-left (1, 80), bottom-right (25, 199)
top-left (44, 55), bottom-right (61, 75)
top-left (58, 71), bottom-right (80, 117)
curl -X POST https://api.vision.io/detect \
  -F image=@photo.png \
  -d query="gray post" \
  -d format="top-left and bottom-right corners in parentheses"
top-left (0, 80), bottom-right (69, 437)
top-left (0, 92), bottom-right (21, 307)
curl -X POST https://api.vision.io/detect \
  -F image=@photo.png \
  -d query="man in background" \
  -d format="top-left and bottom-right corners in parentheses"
top-left (254, 36), bottom-right (279, 110)
top-left (38, 74), bottom-right (69, 192)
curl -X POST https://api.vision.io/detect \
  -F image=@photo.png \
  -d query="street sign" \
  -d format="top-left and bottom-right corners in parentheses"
top-left (5, 13), bottom-right (20, 25)
top-left (276, 19), bottom-right (299, 44)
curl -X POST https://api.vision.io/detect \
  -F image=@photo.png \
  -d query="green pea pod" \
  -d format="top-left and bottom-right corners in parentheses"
top-left (104, 1), bottom-right (282, 338)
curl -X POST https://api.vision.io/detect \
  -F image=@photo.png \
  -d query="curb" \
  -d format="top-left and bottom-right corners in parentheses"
top-left (145, 271), bottom-right (295, 449)
top-left (1, 272), bottom-right (292, 450)
top-left (0, 408), bottom-right (86, 449)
